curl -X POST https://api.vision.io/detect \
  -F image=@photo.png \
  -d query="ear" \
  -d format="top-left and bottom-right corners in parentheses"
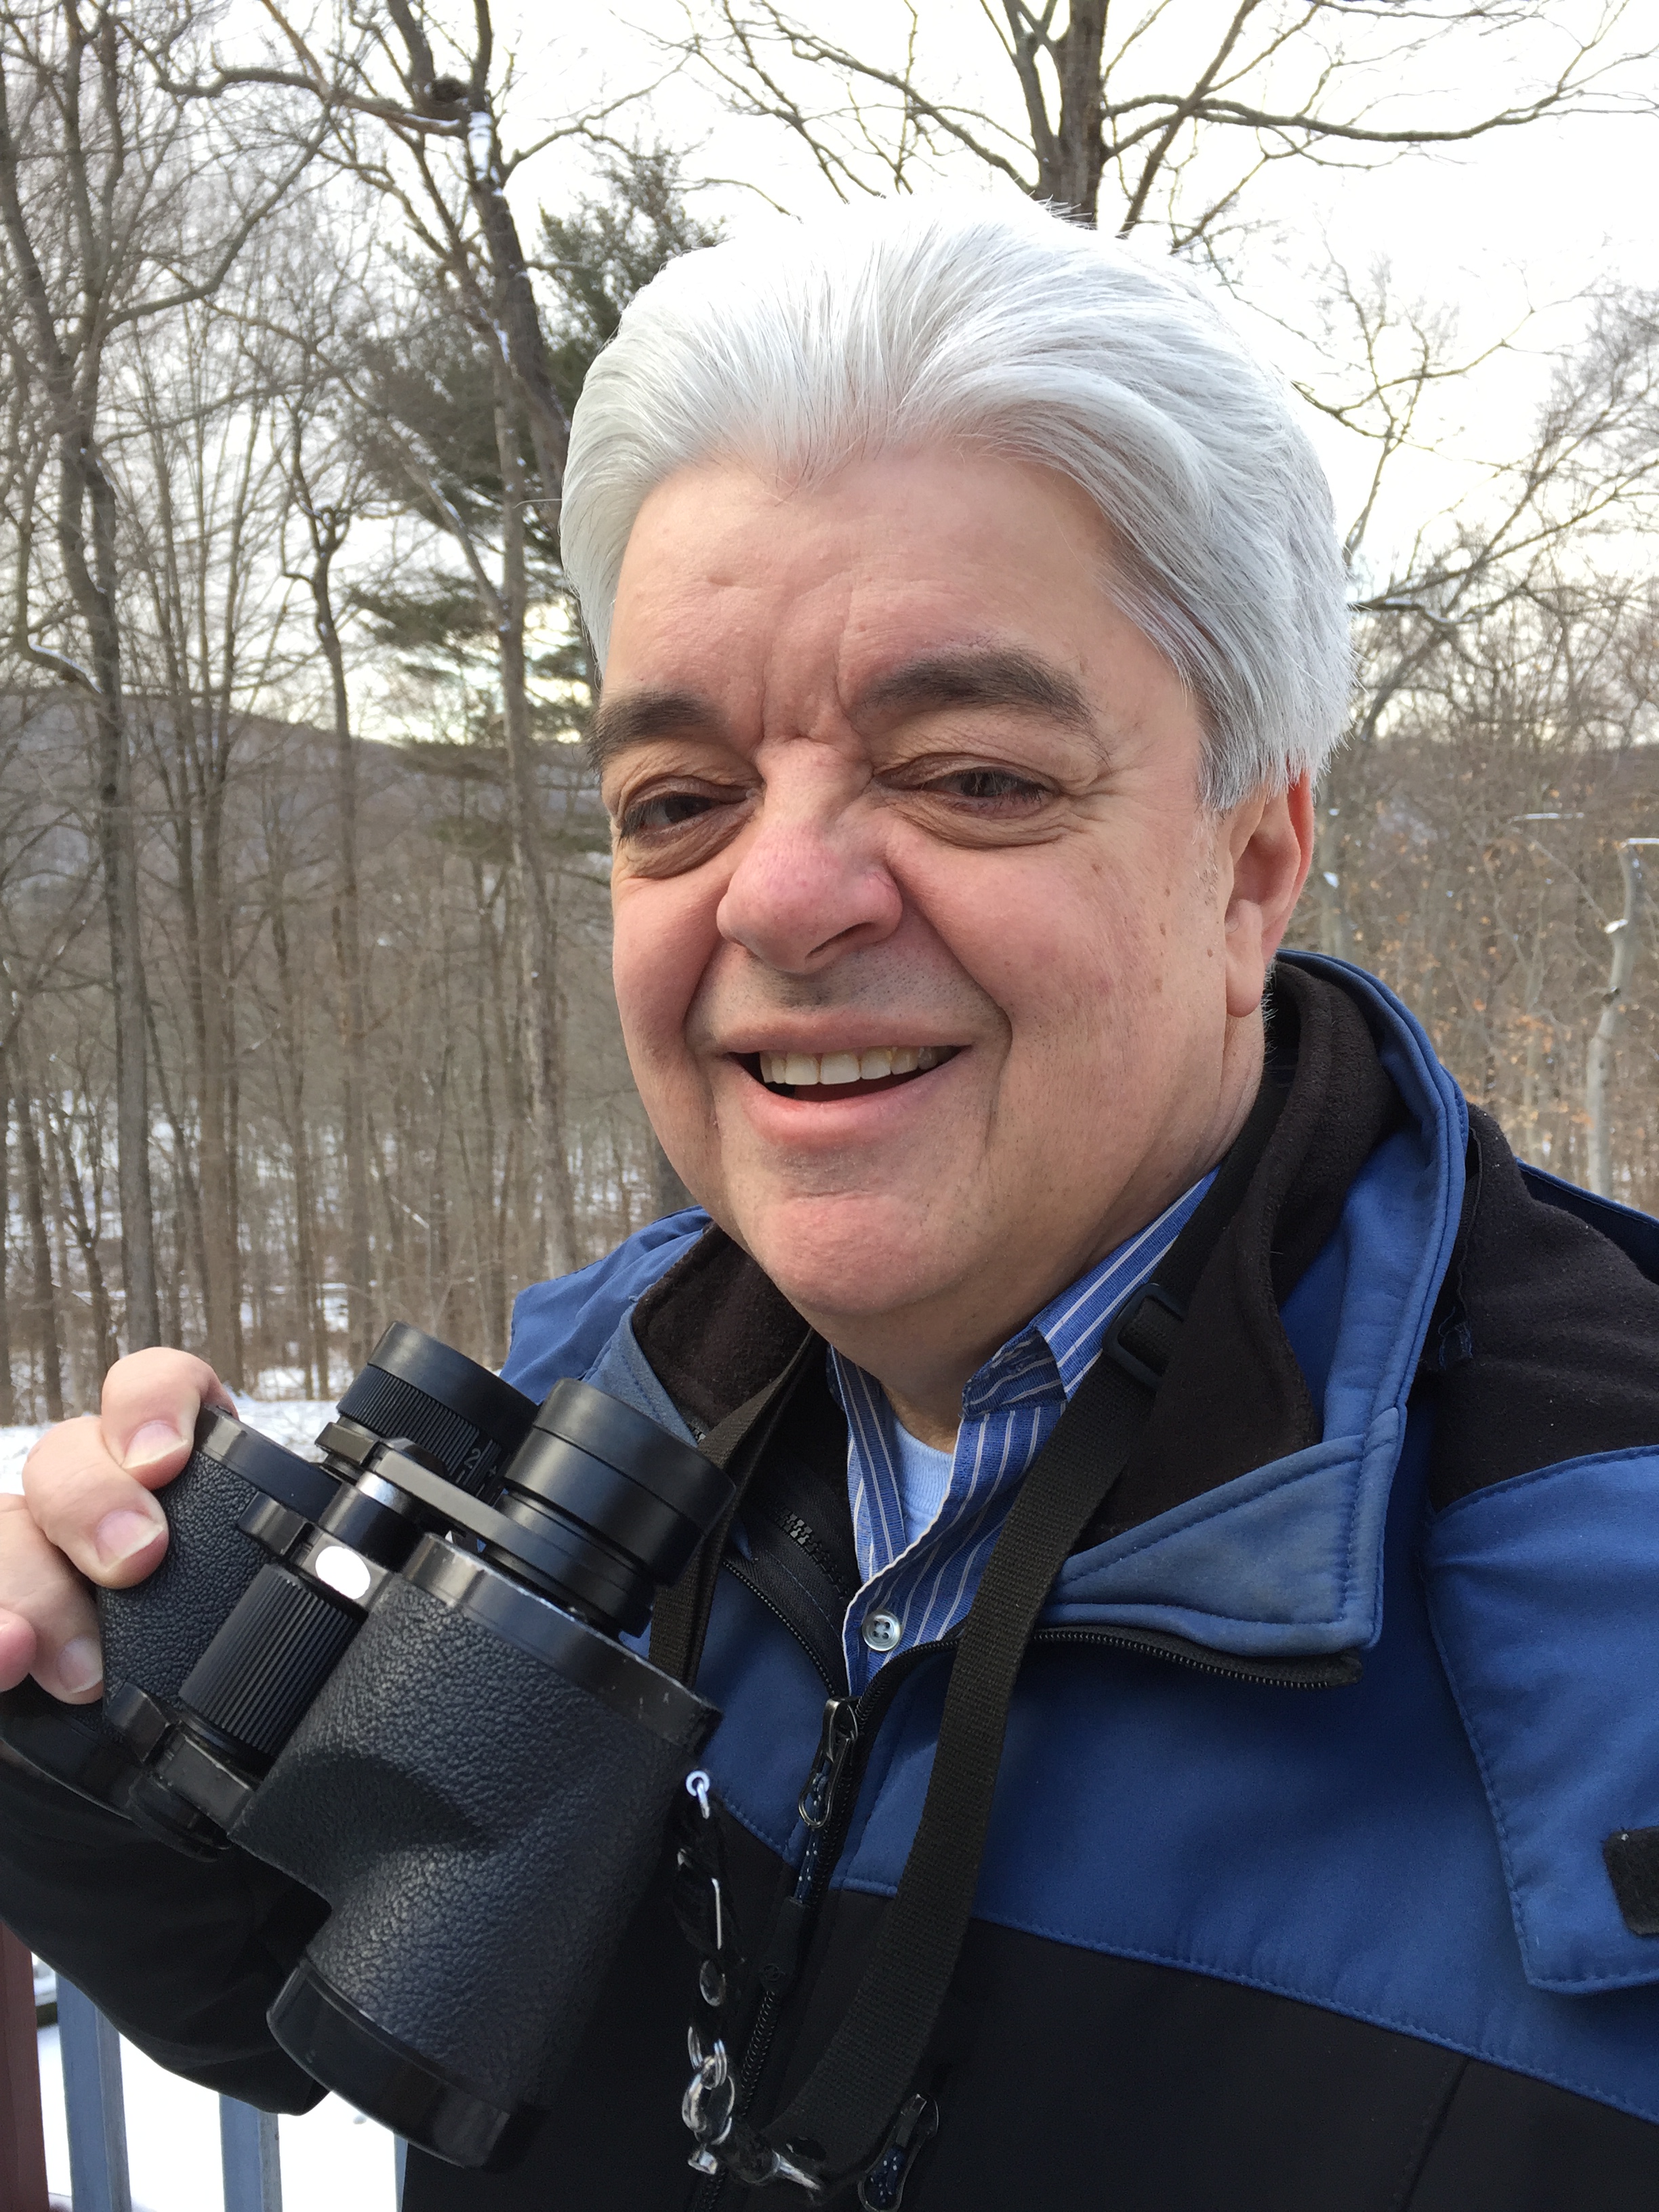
top-left (1223, 771), bottom-right (1315, 1019)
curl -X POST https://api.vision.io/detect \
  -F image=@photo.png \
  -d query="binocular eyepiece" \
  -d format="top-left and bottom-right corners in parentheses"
top-left (0, 1325), bottom-right (733, 2171)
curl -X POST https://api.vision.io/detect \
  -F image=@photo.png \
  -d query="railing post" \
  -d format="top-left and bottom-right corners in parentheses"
top-left (0, 1926), bottom-right (48, 2212)
top-left (220, 2097), bottom-right (283, 2212)
top-left (56, 1980), bottom-right (131, 2212)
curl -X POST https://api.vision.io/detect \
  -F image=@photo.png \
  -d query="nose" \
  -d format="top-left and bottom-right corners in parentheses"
top-left (716, 772), bottom-right (902, 975)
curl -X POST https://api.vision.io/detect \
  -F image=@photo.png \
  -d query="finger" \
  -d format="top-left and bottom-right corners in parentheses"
top-left (22, 1414), bottom-right (171, 1589)
top-left (0, 1499), bottom-right (104, 1702)
top-left (0, 1606), bottom-right (36, 1694)
top-left (98, 1347), bottom-right (234, 1492)
top-left (21, 1349), bottom-right (232, 1591)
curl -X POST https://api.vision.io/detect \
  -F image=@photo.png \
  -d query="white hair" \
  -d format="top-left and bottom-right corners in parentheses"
top-left (562, 197), bottom-right (1351, 809)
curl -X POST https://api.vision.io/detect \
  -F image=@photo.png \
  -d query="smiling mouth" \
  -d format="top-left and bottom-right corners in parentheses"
top-left (740, 1045), bottom-right (960, 1099)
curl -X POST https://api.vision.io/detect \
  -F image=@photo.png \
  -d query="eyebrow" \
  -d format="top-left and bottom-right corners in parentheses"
top-left (850, 646), bottom-right (1096, 737)
top-left (586, 687), bottom-right (722, 772)
top-left (586, 645), bottom-right (1097, 773)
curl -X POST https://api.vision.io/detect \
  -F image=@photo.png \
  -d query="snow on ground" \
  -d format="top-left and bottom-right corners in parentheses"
top-left (1, 1396), bottom-right (337, 1494)
top-left (9, 1397), bottom-right (401, 2208)
top-left (1, 1420), bottom-right (47, 1493)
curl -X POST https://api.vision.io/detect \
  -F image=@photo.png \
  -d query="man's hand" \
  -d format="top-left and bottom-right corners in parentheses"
top-left (1, 1351), bottom-right (234, 1706)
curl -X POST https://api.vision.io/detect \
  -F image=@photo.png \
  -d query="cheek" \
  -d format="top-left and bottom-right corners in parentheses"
top-left (610, 878), bottom-right (718, 1076)
top-left (925, 851), bottom-right (1165, 1038)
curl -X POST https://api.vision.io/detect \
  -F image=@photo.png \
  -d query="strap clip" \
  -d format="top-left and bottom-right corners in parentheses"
top-left (1103, 1280), bottom-right (1187, 1392)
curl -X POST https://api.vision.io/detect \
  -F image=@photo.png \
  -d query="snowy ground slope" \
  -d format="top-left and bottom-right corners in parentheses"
top-left (5, 1398), bottom-right (399, 2209)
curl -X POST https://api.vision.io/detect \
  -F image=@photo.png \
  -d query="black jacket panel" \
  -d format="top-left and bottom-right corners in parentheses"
top-left (0, 1747), bottom-right (323, 2108)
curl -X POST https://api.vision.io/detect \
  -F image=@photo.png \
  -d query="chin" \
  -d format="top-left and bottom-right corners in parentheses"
top-left (735, 1189), bottom-right (963, 1324)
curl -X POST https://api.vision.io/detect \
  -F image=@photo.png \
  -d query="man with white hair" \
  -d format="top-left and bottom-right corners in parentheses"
top-left (6, 199), bottom-right (1659, 2211)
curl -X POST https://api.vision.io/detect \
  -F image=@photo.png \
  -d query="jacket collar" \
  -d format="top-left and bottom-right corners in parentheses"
top-left (1050, 955), bottom-right (1466, 1655)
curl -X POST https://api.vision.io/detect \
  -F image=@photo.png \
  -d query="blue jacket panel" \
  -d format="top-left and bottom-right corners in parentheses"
top-left (505, 1205), bottom-right (709, 1410)
top-left (502, 956), bottom-right (1659, 2125)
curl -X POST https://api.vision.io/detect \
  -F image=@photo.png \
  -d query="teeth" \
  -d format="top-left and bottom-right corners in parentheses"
top-left (756, 1047), bottom-right (951, 1087)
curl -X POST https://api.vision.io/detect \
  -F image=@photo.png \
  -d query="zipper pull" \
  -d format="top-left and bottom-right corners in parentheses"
top-left (858, 2093), bottom-right (939, 2210)
top-left (798, 1696), bottom-right (859, 1831)
top-left (760, 1699), bottom-right (863, 1999)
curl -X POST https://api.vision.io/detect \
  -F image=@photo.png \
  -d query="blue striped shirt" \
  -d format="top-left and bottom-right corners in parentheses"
top-left (830, 1173), bottom-right (1214, 1692)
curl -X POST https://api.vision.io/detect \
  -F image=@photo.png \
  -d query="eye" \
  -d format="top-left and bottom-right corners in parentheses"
top-left (927, 766), bottom-right (1048, 806)
top-left (617, 787), bottom-right (731, 838)
top-left (623, 792), bottom-right (703, 834)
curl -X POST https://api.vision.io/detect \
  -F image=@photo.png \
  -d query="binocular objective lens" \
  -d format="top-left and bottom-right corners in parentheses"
top-left (484, 1381), bottom-right (733, 1637)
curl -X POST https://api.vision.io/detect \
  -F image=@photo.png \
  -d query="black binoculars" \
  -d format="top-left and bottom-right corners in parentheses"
top-left (0, 1326), bottom-right (731, 2168)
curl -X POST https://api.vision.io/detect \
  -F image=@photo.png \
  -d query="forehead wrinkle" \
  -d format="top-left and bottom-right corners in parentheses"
top-left (587, 686), bottom-right (725, 773)
top-left (848, 645), bottom-right (1098, 741)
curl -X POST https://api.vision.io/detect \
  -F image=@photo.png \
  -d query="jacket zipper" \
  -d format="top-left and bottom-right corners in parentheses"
top-left (687, 1641), bottom-right (949, 2212)
top-left (723, 1554), bottom-right (844, 1695)
top-left (1028, 1624), bottom-right (1362, 1689)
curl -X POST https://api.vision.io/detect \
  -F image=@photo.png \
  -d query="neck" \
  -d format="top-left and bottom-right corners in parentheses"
top-left (817, 1020), bottom-right (1267, 1451)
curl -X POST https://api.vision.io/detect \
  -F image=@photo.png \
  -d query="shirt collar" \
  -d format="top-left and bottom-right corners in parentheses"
top-left (961, 1172), bottom-right (1217, 1415)
top-left (836, 1168), bottom-right (1217, 1429)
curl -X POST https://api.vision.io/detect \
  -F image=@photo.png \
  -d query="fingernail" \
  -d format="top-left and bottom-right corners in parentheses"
top-left (95, 1508), bottom-right (165, 1567)
top-left (58, 1637), bottom-right (104, 1696)
top-left (121, 1419), bottom-right (187, 1472)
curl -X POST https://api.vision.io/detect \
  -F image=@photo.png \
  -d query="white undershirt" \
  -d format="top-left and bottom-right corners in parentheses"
top-left (890, 1421), bottom-right (957, 1550)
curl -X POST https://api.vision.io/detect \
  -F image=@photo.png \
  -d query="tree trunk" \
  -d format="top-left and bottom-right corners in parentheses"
top-left (1586, 844), bottom-right (1645, 1198)
top-left (492, 378), bottom-right (575, 1278)
top-left (310, 543), bottom-right (373, 1370)
top-left (269, 882), bottom-right (327, 1396)
top-left (162, 1173), bottom-right (184, 1349)
top-left (0, 32), bottom-right (158, 1348)
top-left (472, 908), bottom-right (506, 1362)
top-left (197, 768), bottom-right (243, 1382)
top-left (12, 1056), bottom-right (62, 1422)
top-left (0, 1057), bottom-right (14, 1426)
top-left (144, 997), bottom-right (209, 1351)
top-left (84, 552), bottom-right (160, 1351)
top-left (70, 414), bottom-right (160, 1349)
top-left (1315, 800), bottom-right (1357, 962)
top-left (369, 1105), bottom-right (404, 1324)
top-left (45, 1090), bottom-right (117, 1386)
top-left (1048, 0), bottom-right (1107, 222)
top-left (1009, 0), bottom-right (1107, 222)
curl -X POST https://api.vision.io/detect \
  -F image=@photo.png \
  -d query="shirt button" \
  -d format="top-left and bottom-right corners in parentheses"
top-left (861, 1610), bottom-right (903, 1653)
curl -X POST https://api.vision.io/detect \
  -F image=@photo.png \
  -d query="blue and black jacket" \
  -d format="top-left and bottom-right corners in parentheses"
top-left (7, 951), bottom-right (1659, 2210)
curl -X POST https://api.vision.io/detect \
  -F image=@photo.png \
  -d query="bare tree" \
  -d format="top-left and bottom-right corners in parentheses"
top-left (676, 0), bottom-right (1656, 239)
top-left (268, 282), bottom-right (382, 1372)
top-left (0, 0), bottom-right (321, 1347)
top-left (140, 3), bottom-right (658, 1281)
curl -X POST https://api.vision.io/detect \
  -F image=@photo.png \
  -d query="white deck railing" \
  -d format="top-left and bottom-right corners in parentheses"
top-left (2, 1934), bottom-right (407, 2212)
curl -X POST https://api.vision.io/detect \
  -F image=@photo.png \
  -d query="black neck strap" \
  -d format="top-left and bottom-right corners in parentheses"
top-left (649, 1329), bottom-right (820, 1686)
top-left (708, 1071), bottom-right (1287, 2198)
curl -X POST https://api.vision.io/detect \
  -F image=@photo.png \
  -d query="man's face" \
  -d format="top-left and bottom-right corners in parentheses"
top-left (597, 449), bottom-right (1309, 1379)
